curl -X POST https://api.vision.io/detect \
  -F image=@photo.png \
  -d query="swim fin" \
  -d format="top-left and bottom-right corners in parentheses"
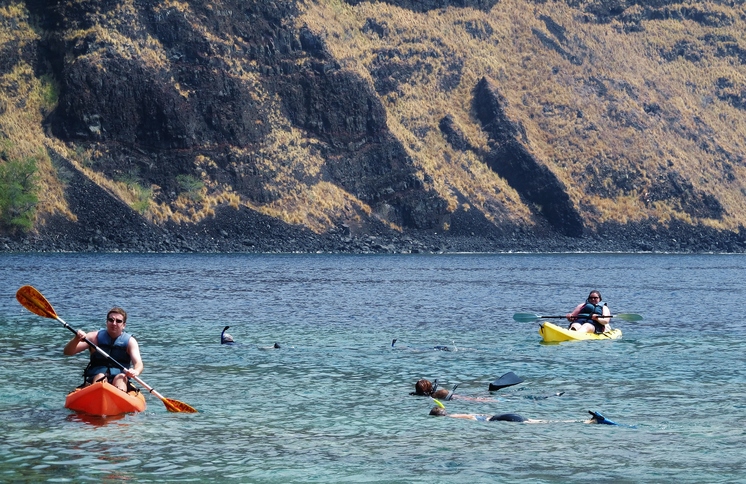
top-left (589, 410), bottom-right (618, 425)
top-left (588, 410), bottom-right (637, 429)
top-left (489, 372), bottom-right (524, 391)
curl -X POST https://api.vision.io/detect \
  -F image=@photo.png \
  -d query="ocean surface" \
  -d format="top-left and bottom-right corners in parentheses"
top-left (0, 253), bottom-right (744, 483)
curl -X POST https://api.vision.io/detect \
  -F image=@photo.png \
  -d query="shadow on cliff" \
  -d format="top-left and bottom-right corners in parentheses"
top-left (470, 77), bottom-right (584, 237)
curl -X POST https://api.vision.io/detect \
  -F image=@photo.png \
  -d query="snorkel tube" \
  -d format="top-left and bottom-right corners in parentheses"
top-left (445, 383), bottom-right (459, 401)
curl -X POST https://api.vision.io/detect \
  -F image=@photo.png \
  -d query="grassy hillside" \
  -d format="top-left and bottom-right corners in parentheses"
top-left (0, 4), bottom-right (71, 232)
top-left (1, 0), bottom-right (746, 246)
top-left (301, 0), bottom-right (746, 230)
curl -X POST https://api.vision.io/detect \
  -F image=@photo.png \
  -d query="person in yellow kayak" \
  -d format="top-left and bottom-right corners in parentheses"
top-left (566, 290), bottom-right (611, 333)
top-left (63, 307), bottom-right (143, 393)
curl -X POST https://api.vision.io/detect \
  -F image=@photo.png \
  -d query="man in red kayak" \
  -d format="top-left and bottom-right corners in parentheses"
top-left (63, 307), bottom-right (143, 393)
top-left (566, 290), bottom-right (611, 333)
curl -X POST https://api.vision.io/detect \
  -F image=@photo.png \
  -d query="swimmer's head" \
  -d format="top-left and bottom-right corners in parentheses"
top-left (414, 379), bottom-right (433, 396)
top-left (429, 406), bottom-right (447, 416)
top-left (432, 388), bottom-right (449, 399)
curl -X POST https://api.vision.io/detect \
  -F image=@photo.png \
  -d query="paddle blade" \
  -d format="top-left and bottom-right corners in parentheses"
top-left (512, 313), bottom-right (541, 322)
top-left (163, 398), bottom-right (198, 413)
top-left (16, 285), bottom-right (58, 319)
top-left (615, 313), bottom-right (643, 322)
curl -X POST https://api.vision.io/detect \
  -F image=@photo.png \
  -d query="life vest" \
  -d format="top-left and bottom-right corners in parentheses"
top-left (84, 329), bottom-right (132, 377)
top-left (576, 302), bottom-right (605, 324)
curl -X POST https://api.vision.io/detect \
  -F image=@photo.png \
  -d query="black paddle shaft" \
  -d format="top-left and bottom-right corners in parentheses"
top-left (60, 320), bottom-right (127, 372)
top-left (546, 313), bottom-right (605, 319)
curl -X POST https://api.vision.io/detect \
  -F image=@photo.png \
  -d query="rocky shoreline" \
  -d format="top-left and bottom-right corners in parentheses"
top-left (3, 215), bottom-right (745, 255)
top-left (3, 160), bottom-right (745, 255)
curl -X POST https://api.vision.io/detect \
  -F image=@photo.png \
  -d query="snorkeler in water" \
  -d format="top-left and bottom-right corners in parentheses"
top-left (409, 379), bottom-right (460, 400)
top-left (429, 405), bottom-right (533, 422)
top-left (428, 401), bottom-right (633, 427)
top-left (392, 339), bottom-right (457, 352)
top-left (586, 410), bottom-right (635, 427)
top-left (221, 326), bottom-right (235, 345)
top-left (410, 377), bottom-right (562, 403)
top-left (257, 342), bottom-right (282, 350)
top-left (222, 327), bottom-right (284, 350)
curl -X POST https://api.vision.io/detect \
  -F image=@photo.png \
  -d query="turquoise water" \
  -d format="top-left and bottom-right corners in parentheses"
top-left (0, 253), bottom-right (744, 482)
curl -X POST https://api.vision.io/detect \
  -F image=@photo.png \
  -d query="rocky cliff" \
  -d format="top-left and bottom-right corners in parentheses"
top-left (1, 0), bottom-right (746, 253)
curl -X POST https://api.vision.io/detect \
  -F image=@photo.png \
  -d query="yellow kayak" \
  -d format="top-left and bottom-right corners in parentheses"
top-left (539, 322), bottom-right (622, 343)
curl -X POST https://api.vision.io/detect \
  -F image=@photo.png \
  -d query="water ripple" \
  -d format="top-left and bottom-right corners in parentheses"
top-left (1, 253), bottom-right (745, 482)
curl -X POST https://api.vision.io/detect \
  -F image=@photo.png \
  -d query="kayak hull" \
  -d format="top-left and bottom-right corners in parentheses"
top-left (65, 380), bottom-right (146, 416)
top-left (539, 322), bottom-right (622, 343)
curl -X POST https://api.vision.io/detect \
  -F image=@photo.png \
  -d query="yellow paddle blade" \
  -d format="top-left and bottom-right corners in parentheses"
top-left (163, 398), bottom-right (198, 413)
top-left (16, 285), bottom-right (58, 319)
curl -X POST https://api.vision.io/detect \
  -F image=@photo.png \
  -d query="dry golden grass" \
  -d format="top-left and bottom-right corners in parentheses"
top-left (0, 5), bottom-right (74, 226)
top-left (211, 106), bottom-right (385, 232)
top-left (299, 1), bottom-right (537, 229)
top-left (137, 101), bottom-right (382, 232)
top-left (0, 4), bottom-right (35, 44)
top-left (299, 0), bottom-right (746, 231)
top-left (51, 0), bottom-right (381, 233)
top-left (258, 181), bottom-right (378, 232)
top-left (65, 24), bottom-right (169, 70)
top-left (5, 0), bottom-right (746, 237)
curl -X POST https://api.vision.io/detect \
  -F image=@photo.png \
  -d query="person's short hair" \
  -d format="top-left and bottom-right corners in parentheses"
top-left (432, 388), bottom-right (449, 399)
top-left (415, 379), bottom-right (433, 396)
top-left (429, 406), bottom-right (447, 416)
top-left (107, 307), bottom-right (127, 324)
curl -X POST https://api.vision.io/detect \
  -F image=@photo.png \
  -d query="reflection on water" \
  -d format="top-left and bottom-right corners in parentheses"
top-left (1, 253), bottom-right (745, 482)
top-left (65, 412), bottom-right (128, 427)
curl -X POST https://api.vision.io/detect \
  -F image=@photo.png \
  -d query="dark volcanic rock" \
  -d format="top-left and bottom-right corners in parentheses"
top-left (343, 0), bottom-right (500, 13)
top-left (473, 77), bottom-right (585, 237)
top-left (645, 171), bottom-right (725, 220)
top-left (35, 0), bottom-right (449, 234)
top-left (439, 115), bottom-right (481, 155)
top-left (40, 150), bottom-right (168, 252)
top-left (3, 0), bottom-right (745, 256)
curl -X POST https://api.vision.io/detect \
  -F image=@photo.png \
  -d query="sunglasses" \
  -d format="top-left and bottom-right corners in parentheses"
top-left (107, 316), bottom-right (124, 324)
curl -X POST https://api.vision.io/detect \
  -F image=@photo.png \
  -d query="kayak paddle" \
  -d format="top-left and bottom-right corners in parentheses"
top-left (16, 285), bottom-right (197, 413)
top-left (512, 312), bottom-right (643, 323)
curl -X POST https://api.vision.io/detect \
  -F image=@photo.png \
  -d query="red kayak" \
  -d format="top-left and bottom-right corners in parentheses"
top-left (65, 380), bottom-right (146, 416)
